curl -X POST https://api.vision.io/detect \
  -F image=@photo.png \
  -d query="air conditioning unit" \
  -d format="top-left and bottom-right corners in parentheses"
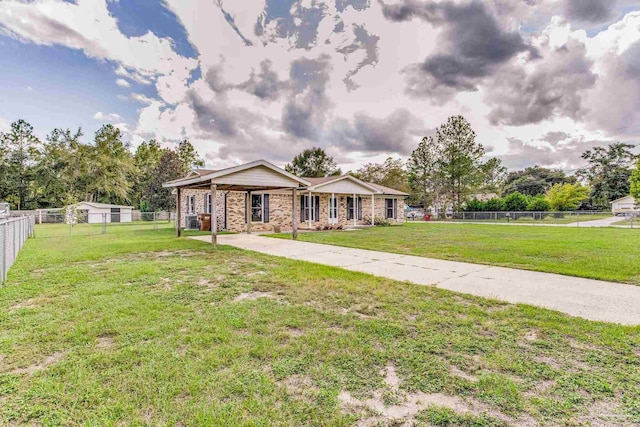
top-left (185, 214), bottom-right (199, 230)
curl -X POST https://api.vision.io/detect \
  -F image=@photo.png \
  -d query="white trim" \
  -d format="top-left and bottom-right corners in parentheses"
top-left (308, 175), bottom-right (382, 193)
top-left (163, 159), bottom-right (311, 188)
top-left (328, 193), bottom-right (338, 224)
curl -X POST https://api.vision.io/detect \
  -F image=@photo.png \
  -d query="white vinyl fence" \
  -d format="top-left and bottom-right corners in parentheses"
top-left (1, 216), bottom-right (35, 284)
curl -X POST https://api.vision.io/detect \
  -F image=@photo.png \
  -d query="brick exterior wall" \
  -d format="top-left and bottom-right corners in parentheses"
top-left (179, 190), bottom-right (404, 232)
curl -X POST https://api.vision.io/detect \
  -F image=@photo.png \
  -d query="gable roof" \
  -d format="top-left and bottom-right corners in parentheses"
top-left (610, 195), bottom-right (635, 204)
top-left (304, 174), bottom-right (382, 193)
top-left (76, 202), bottom-right (133, 209)
top-left (163, 159), bottom-right (311, 188)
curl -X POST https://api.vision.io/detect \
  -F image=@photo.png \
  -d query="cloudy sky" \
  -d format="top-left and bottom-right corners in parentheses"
top-left (1, 0), bottom-right (639, 172)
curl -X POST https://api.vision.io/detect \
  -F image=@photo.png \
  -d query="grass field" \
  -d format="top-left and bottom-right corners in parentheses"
top-left (420, 213), bottom-right (613, 225)
top-left (273, 223), bottom-right (640, 285)
top-left (1, 223), bottom-right (639, 426)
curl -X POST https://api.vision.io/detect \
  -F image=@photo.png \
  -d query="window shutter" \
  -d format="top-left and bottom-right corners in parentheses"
top-left (357, 197), bottom-right (362, 220)
top-left (347, 197), bottom-right (352, 220)
top-left (393, 199), bottom-right (398, 219)
top-left (244, 194), bottom-right (248, 223)
top-left (204, 194), bottom-right (208, 214)
top-left (300, 195), bottom-right (305, 222)
top-left (263, 194), bottom-right (270, 223)
top-left (314, 196), bottom-right (320, 222)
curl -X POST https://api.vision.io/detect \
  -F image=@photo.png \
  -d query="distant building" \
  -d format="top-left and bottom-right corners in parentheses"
top-left (0, 202), bottom-right (9, 219)
top-left (610, 195), bottom-right (636, 214)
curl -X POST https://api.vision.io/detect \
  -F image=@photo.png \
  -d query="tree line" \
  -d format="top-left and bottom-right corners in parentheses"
top-left (2, 116), bottom-right (637, 213)
top-left (0, 119), bottom-right (203, 211)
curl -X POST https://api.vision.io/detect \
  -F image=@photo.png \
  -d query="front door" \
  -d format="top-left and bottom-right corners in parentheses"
top-left (328, 195), bottom-right (338, 224)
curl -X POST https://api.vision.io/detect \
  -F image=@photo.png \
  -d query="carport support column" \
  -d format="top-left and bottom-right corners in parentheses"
top-left (176, 187), bottom-right (181, 237)
top-left (246, 191), bottom-right (252, 234)
top-left (371, 194), bottom-right (375, 226)
top-left (292, 188), bottom-right (298, 240)
top-left (210, 182), bottom-right (217, 245)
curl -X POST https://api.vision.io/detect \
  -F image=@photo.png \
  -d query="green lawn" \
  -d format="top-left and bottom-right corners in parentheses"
top-left (421, 213), bottom-right (613, 225)
top-left (0, 224), bottom-right (639, 426)
top-left (273, 223), bottom-right (640, 284)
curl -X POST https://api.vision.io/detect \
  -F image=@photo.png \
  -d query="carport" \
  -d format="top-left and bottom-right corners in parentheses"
top-left (163, 160), bottom-right (310, 245)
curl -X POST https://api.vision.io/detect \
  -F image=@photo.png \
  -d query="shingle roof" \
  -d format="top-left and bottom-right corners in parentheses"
top-left (302, 175), bottom-right (409, 196)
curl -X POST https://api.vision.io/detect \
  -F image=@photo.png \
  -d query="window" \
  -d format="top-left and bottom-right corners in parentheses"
top-left (205, 194), bottom-right (212, 214)
top-left (187, 195), bottom-right (195, 214)
top-left (385, 198), bottom-right (397, 219)
top-left (300, 195), bottom-right (319, 222)
top-left (347, 197), bottom-right (363, 221)
top-left (251, 194), bottom-right (263, 222)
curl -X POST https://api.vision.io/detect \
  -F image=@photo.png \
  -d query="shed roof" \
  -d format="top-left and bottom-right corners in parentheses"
top-left (76, 202), bottom-right (133, 209)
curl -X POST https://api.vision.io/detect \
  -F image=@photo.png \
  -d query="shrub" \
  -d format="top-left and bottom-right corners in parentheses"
top-left (500, 191), bottom-right (530, 211)
top-left (526, 197), bottom-right (550, 211)
top-left (374, 217), bottom-right (392, 226)
top-left (545, 183), bottom-right (589, 211)
top-left (464, 198), bottom-right (486, 212)
top-left (484, 198), bottom-right (502, 211)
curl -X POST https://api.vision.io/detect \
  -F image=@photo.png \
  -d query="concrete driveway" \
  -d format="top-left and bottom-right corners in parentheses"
top-left (191, 234), bottom-right (640, 325)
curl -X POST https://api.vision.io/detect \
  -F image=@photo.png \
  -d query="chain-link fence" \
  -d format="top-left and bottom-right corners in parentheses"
top-left (34, 211), bottom-right (175, 238)
top-left (1, 216), bottom-right (36, 283)
top-left (407, 210), bottom-right (613, 225)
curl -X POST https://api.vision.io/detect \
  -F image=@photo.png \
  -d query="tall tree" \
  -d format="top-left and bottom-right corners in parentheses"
top-left (89, 124), bottom-right (134, 204)
top-left (0, 119), bottom-right (41, 209)
top-left (352, 157), bottom-right (409, 193)
top-left (285, 147), bottom-right (341, 177)
top-left (437, 116), bottom-right (486, 210)
top-left (576, 143), bottom-right (637, 209)
top-left (145, 149), bottom-right (184, 211)
top-left (34, 128), bottom-right (83, 207)
top-left (630, 158), bottom-right (640, 203)
top-left (407, 136), bottom-right (443, 210)
top-left (503, 166), bottom-right (576, 197)
top-left (133, 139), bottom-right (164, 209)
top-left (178, 139), bottom-right (204, 174)
top-left (479, 157), bottom-right (507, 194)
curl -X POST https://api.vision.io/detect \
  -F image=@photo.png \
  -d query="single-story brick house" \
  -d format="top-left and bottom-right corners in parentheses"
top-left (163, 159), bottom-right (408, 243)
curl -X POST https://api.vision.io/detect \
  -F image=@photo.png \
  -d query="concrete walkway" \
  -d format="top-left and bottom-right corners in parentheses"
top-left (191, 234), bottom-right (640, 325)
top-left (566, 216), bottom-right (624, 227)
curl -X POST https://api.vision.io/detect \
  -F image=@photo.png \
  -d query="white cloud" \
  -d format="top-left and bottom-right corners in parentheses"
top-left (116, 78), bottom-right (130, 88)
top-left (93, 111), bottom-right (123, 122)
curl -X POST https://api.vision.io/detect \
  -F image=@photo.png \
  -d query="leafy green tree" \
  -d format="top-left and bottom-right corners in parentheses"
top-left (501, 191), bottom-right (530, 211)
top-left (89, 125), bottom-right (134, 204)
top-left (526, 197), bottom-right (550, 212)
top-left (437, 116), bottom-right (485, 210)
top-left (145, 149), bottom-right (184, 211)
top-left (353, 157), bottom-right (409, 193)
top-left (285, 147), bottom-right (341, 177)
top-left (545, 183), bottom-right (589, 211)
top-left (577, 143), bottom-right (637, 209)
top-left (178, 139), bottom-right (204, 175)
top-left (34, 128), bottom-right (83, 207)
top-left (0, 119), bottom-right (41, 209)
top-left (630, 158), bottom-right (640, 202)
top-left (407, 136), bottom-right (443, 210)
top-left (479, 157), bottom-right (507, 194)
top-left (503, 166), bottom-right (576, 197)
top-left (133, 140), bottom-right (164, 209)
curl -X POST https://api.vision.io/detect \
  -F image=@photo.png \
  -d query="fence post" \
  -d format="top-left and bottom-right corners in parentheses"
top-left (2, 222), bottom-right (6, 284)
top-left (102, 213), bottom-right (107, 234)
top-left (154, 212), bottom-right (158, 230)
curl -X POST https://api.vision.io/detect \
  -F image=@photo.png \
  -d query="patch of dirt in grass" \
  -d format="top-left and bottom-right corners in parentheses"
top-left (233, 291), bottom-right (276, 302)
top-left (524, 330), bottom-right (539, 341)
top-left (279, 374), bottom-right (320, 403)
top-left (450, 365), bottom-right (478, 382)
top-left (96, 336), bottom-right (114, 349)
top-left (9, 298), bottom-right (38, 311)
top-left (10, 352), bottom-right (65, 375)
top-left (286, 327), bottom-right (304, 338)
top-left (575, 400), bottom-right (625, 426)
top-left (338, 362), bottom-right (535, 427)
